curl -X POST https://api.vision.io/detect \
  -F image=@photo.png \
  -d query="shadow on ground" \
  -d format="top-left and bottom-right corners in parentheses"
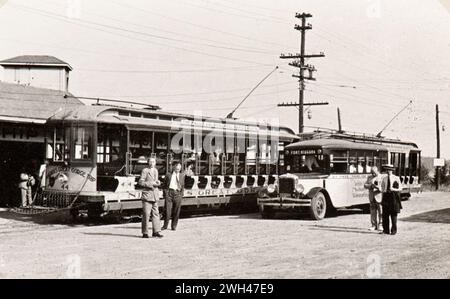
top-left (0, 206), bottom-right (258, 227)
top-left (0, 209), bottom-right (124, 227)
top-left (230, 208), bottom-right (365, 221)
top-left (401, 208), bottom-right (450, 224)
top-left (306, 225), bottom-right (381, 235)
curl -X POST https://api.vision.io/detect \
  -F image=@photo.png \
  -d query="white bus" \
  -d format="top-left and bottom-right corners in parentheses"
top-left (257, 130), bottom-right (421, 220)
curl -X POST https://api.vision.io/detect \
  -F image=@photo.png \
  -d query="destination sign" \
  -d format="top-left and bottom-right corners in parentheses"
top-left (286, 149), bottom-right (322, 155)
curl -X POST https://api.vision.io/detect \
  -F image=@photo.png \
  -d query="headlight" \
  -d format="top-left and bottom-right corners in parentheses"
top-left (295, 183), bottom-right (304, 194)
top-left (267, 184), bottom-right (276, 194)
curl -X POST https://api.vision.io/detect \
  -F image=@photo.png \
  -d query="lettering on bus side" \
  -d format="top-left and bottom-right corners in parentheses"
top-left (352, 180), bottom-right (369, 198)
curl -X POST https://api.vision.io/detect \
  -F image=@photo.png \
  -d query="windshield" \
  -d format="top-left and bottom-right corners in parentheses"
top-left (285, 153), bottom-right (328, 174)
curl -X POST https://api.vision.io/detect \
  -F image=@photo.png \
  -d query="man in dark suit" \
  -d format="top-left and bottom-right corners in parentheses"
top-left (162, 161), bottom-right (185, 231)
top-left (380, 164), bottom-right (402, 235)
top-left (139, 157), bottom-right (163, 239)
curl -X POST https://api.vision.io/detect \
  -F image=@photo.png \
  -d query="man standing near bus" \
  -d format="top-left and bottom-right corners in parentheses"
top-left (364, 166), bottom-right (382, 231)
top-left (380, 164), bottom-right (402, 235)
top-left (139, 157), bottom-right (163, 239)
top-left (162, 161), bottom-right (185, 231)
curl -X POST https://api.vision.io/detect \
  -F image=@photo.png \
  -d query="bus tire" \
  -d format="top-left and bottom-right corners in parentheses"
top-left (309, 192), bottom-right (327, 220)
top-left (69, 208), bottom-right (79, 220)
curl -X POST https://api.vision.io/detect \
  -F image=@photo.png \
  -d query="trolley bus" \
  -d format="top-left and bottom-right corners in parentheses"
top-left (36, 104), bottom-right (298, 217)
top-left (257, 130), bottom-right (421, 220)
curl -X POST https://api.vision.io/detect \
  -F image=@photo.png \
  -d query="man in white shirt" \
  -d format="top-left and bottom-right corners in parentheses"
top-left (162, 161), bottom-right (185, 231)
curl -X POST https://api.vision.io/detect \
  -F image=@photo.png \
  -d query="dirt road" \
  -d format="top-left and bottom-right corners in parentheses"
top-left (0, 192), bottom-right (449, 278)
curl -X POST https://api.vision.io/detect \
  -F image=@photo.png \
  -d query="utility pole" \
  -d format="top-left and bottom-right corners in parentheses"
top-left (280, 13), bottom-right (326, 133)
top-left (436, 104), bottom-right (441, 190)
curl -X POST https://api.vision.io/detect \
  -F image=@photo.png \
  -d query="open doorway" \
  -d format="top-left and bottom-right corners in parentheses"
top-left (0, 141), bottom-right (45, 207)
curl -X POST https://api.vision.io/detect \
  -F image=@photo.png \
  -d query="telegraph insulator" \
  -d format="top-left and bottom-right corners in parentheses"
top-left (307, 110), bottom-right (312, 119)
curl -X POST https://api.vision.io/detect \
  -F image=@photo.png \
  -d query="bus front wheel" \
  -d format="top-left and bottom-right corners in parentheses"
top-left (309, 192), bottom-right (327, 220)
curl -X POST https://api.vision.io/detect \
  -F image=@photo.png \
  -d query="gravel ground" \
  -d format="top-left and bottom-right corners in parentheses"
top-left (0, 192), bottom-right (449, 279)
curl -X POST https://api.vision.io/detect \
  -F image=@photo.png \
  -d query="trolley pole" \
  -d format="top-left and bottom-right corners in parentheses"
top-left (337, 108), bottom-right (343, 133)
top-left (436, 104), bottom-right (441, 190)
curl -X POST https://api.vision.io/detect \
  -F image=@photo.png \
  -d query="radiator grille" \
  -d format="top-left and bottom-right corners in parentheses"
top-left (279, 177), bottom-right (295, 194)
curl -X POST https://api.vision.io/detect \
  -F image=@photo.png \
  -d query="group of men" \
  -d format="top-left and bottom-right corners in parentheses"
top-left (139, 158), bottom-right (185, 239)
top-left (364, 164), bottom-right (403, 235)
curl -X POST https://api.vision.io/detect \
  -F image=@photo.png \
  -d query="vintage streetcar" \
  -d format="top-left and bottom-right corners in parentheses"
top-left (257, 130), bottom-right (422, 220)
top-left (36, 104), bottom-right (298, 218)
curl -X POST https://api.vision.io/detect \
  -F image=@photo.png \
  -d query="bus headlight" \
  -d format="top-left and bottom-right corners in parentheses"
top-left (295, 183), bottom-right (304, 194)
top-left (267, 184), bottom-right (276, 194)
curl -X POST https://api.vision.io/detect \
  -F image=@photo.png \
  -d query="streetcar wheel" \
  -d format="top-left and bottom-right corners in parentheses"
top-left (261, 206), bottom-right (275, 219)
top-left (309, 192), bottom-right (327, 220)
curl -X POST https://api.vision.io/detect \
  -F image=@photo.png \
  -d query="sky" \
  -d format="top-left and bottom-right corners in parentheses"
top-left (0, 0), bottom-right (449, 157)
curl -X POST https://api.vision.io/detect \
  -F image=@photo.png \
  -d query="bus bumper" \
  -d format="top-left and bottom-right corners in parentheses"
top-left (257, 196), bottom-right (312, 209)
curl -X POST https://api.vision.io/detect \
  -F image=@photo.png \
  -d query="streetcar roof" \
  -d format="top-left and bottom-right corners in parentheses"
top-left (47, 105), bottom-right (299, 140)
top-left (286, 138), bottom-right (389, 152)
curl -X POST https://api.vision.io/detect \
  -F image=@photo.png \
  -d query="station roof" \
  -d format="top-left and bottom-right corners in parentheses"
top-left (0, 81), bottom-right (83, 124)
top-left (0, 55), bottom-right (73, 71)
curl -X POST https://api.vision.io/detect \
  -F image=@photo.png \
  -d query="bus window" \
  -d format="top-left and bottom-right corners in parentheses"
top-left (357, 156), bottom-right (366, 174)
top-left (285, 153), bottom-right (327, 174)
top-left (348, 150), bottom-right (358, 173)
top-left (366, 155), bottom-right (374, 173)
top-left (329, 151), bottom-right (348, 174)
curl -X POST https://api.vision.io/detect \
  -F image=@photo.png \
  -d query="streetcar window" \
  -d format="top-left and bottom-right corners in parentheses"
top-left (154, 132), bottom-right (168, 172)
top-left (97, 127), bottom-right (122, 164)
top-left (129, 131), bottom-right (152, 159)
top-left (53, 127), bottom-right (70, 162)
top-left (409, 152), bottom-right (419, 176)
top-left (225, 132), bottom-right (235, 154)
top-left (73, 126), bottom-right (93, 161)
top-left (246, 138), bottom-right (257, 165)
top-left (259, 136), bottom-right (269, 164)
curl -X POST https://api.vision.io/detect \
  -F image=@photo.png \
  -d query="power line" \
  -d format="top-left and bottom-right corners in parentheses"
top-left (106, 0), bottom-right (290, 49)
top-left (10, 3), bottom-right (274, 66)
top-left (179, 0), bottom-right (289, 25)
top-left (77, 65), bottom-right (275, 74)
top-left (46, 0), bottom-right (280, 56)
top-left (0, 80), bottom-right (295, 99)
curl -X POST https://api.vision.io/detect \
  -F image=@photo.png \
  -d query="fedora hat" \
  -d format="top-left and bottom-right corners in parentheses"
top-left (382, 164), bottom-right (395, 171)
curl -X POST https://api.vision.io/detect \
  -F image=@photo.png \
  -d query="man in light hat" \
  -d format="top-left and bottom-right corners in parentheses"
top-left (139, 157), bottom-right (163, 239)
top-left (380, 164), bottom-right (402, 235)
